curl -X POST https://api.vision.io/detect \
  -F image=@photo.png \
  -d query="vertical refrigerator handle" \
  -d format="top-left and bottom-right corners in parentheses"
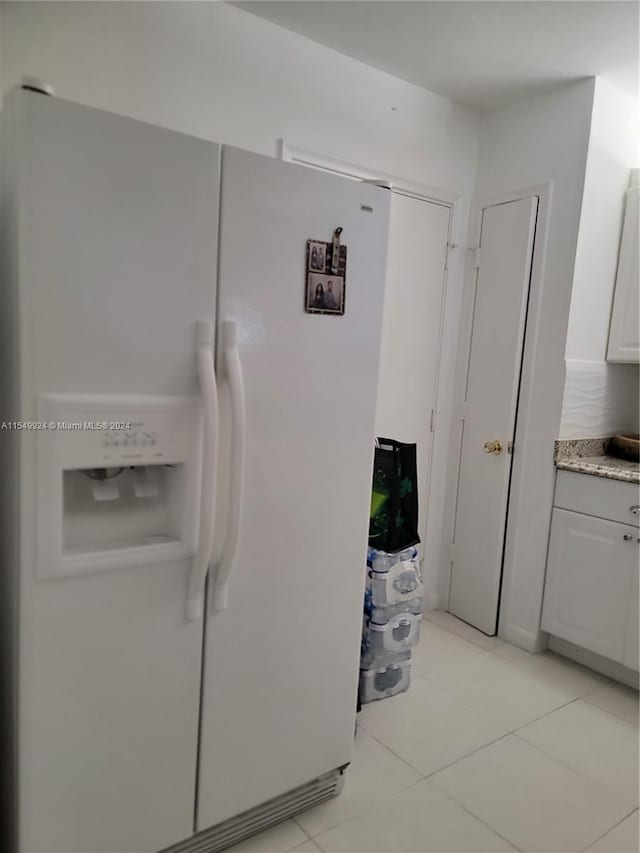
top-left (186, 320), bottom-right (219, 621)
top-left (212, 320), bottom-right (246, 612)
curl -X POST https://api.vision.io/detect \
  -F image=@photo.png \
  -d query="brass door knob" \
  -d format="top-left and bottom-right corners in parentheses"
top-left (483, 440), bottom-right (503, 454)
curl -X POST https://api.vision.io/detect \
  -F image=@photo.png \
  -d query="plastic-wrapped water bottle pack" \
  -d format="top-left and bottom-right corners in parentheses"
top-left (359, 547), bottom-right (423, 704)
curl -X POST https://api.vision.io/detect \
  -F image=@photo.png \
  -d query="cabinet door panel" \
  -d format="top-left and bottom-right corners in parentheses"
top-left (554, 470), bottom-right (640, 528)
top-left (542, 509), bottom-right (636, 662)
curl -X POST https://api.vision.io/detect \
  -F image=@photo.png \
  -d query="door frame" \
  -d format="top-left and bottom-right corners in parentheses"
top-left (279, 140), bottom-right (458, 205)
top-left (279, 140), bottom-right (467, 609)
top-left (443, 182), bottom-right (553, 640)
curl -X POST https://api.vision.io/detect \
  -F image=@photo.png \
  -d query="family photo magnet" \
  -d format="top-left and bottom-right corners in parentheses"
top-left (305, 227), bottom-right (347, 316)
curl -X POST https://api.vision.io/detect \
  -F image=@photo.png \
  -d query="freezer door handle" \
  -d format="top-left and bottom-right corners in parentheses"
top-left (186, 320), bottom-right (219, 621)
top-left (212, 320), bottom-right (246, 612)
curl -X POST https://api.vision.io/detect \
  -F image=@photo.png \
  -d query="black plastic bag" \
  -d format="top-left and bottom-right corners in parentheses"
top-left (368, 438), bottom-right (420, 553)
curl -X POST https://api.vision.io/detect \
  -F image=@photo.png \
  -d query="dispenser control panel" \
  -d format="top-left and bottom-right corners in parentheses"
top-left (102, 430), bottom-right (158, 449)
top-left (37, 394), bottom-right (200, 468)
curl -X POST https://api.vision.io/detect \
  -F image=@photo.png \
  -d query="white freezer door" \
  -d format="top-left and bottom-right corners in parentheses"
top-left (197, 147), bottom-right (390, 829)
top-left (8, 90), bottom-right (220, 853)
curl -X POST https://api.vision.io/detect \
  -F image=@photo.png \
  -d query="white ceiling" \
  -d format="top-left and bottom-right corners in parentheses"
top-left (234, 1), bottom-right (639, 110)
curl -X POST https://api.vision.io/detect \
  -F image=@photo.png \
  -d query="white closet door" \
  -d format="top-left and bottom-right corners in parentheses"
top-left (375, 193), bottom-right (450, 558)
top-left (449, 196), bottom-right (538, 635)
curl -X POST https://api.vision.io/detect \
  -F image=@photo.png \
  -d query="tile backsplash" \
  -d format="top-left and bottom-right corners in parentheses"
top-left (560, 359), bottom-right (639, 439)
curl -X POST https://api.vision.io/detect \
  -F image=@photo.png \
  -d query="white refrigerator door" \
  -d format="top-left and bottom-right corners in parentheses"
top-left (8, 91), bottom-right (219, 853)
top-left (197, 148), bottom-right (390, 829)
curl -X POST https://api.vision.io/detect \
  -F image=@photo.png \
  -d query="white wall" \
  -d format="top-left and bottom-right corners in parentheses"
top-left (449, 80), bottom-right (596, 650)
top-left (1, 1), bottom-right (479, 613)
top-left (560, 78), bottom-right (639, 439)
top-left (0, 1), bottom-right (477, 195)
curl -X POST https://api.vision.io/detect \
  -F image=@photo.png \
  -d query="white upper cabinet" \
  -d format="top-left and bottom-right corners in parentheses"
top-left (607, 169), bottom-right (639, 362)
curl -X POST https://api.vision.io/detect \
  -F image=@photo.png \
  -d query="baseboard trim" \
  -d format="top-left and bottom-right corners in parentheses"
top-left (548, 636), bottom-right (639, 689)
top-left (498, 622), bottom-right (547, 653)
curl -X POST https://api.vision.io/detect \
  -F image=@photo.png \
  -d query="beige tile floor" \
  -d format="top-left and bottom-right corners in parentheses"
top-left (228, 611), bottom-right (639, 853)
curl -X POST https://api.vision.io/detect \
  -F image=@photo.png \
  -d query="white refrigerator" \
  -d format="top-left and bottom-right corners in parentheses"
top-left (0, 87), bottom-right (390, 853)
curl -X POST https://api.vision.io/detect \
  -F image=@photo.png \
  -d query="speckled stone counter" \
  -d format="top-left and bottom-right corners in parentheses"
top-left (554, 438), bottom-right (640, 484)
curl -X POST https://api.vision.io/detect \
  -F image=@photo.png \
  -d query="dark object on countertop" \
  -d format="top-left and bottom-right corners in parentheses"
top-left (608, 434), bottom-right (640, 462)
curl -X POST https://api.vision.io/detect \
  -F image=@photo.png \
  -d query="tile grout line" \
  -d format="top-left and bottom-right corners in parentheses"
top-left (302, 773), bottom-right (430, 843)
top-left (288, 837), bottom-right (321, 853)
top-left (290, 818), bottom-right (313, 843)
top-left (292, 769), bottom-right (423, 842)
top-left (422, 729), bottom-right (515, 781)
top-left (420, 667), bottom-right (585, 731)
top-left (421, 614), bottom-right (493, 646)
top-left (359, 701), bottom-right (518, 783)
top-left (330, 679), bottom-right (507, 839)
top-left (489, 650), bottom-right (613, 689)
top-left (363, 693), bottom-right (599, 787)
top-left (582, 807), bottom-right (639, 852)
top-left (427, 728), bottom-right (637, 853)
top-left (332, 643), bottom-right (529, 843)
top-left (304, 763), bottom-right (524, 851)
top-left (426, 613), bottom-right (627, 709)
top-left (423, 613), bottom-right (505, 652)
top-left (512, 725), bottom-right (639, 812)
top-left (293, 621), bottom-right (636, 852)
top-left (308, 768), bottom-right (526, 853)
top-left (291, 807), bottom-right (316, 842)
top-left (304, 720), bottom-right (633, 853)
top-left (279, 820), bottom-right (314, 851)
top-left (387, 620), bottom-right (532, 851)
top-left (427, 767), bottom-right (526, 853)
top-left (581, 690), bottom-right (640, 727)
top-left (359, 664), bottom-right (602, 785)
top-left (311, 836), bottom-right (327, 853)
top-left (474, 646), bottom-right (613, 700)
top-left (354, 720), bottom-right (429, 777)
top-left (508, 694), bottom-right (583, 729)
top-left (291, 726), bottom-right (424, 841)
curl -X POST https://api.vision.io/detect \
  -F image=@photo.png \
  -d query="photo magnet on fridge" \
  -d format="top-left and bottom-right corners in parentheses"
top-left (305, 238), bottom-right (347, 316)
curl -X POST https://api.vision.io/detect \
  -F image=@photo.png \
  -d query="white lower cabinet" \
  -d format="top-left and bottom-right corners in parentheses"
top-left (542, 508), bottom-right (639, 667)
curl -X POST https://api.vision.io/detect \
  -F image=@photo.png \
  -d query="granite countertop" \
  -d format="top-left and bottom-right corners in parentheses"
top-left (554, 438), bottom-right (640, 485)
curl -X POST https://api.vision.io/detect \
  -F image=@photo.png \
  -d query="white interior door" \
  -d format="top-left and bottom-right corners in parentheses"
top-left (197, 148), bottom-right (390, 830)
top-left (449, 196), bottom-right (538, 635)
top-left (375, 193), bottom-right (451, 562)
